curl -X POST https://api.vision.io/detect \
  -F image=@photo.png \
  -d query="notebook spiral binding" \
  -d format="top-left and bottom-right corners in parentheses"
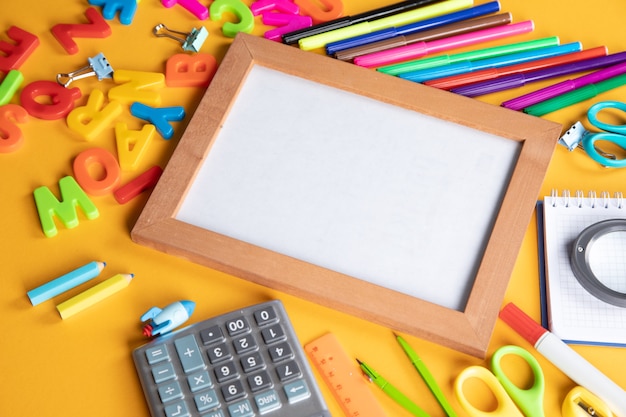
top-left (549, 189), bottom-right (624, 209)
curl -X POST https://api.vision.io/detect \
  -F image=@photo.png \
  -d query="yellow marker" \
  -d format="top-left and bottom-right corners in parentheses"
top-left (56, 273), bottom-right (134, 319)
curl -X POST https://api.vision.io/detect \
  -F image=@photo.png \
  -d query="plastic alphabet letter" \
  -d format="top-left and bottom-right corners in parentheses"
top-left (0, 104), bottom-right (29, 153)
top-left (210, 0), bottom-right (255, 38)
top-left (33, 176), bottom-right (99, 238)
top-left (113, 165), bottom-right (163, 204)
top-left (51, 7), bottom-right (112, 55)
top-left (20, 80), bottom-right (82, 120)
top-left (66, 89), bottom-right (123, 141)
top-left (88, 0), bottom-right (138, 25)
top-left (115, 122), bottom-right (157, 170)
top-left (130, 102), bottom-right (185, 139)
top-left (250, 0), bottom-right (299, 15)
top-left (294, 0), bottom-right (343, 24)
top-left (165, 53), bottom-right (217, 87)
top-left (109, 70), bottom-right (165, 106)
top-left (261, 13), bottom-right (312, 41)
top-left (0, 26), bottom-right (40, 72)
top-left (73, 147), bottom-right (121, 196)
top-left (0, 70), bottom-right (24, 106)
top-left (161, 0), bottom-right (209, 20)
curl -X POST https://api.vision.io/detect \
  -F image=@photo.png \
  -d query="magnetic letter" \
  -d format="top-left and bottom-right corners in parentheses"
top-left (113, 165), bottom-right (163, 204)
top-left (20, 80), bottom-right (82, 120)
top-left (165, 54), bottom-right (217, 88)
top-left (33, 176), bottom-right (99, 238)
top-left (51, 7), bottom-right (112, 55)
top-left (0, 70), bottom-right (24, 106)
top-left (73, 147), bottom-right (121, 196)
top-left (109, 70), bottom-right (165, 106)
top-left (130, 102), bottom-right (185, 139)
top-left (294, 0), bottom-right (343, 24)
top-left (0, 104), bottom-right (29, 153)
top-left (161, 0), bottom-right (209, 20)
top-left (210, 0), bottom-right (255, 37)
top-left (261, 13), bottom-right (312, 41)
top-left (0, 26), bottom-right (40, 72)
top-left (88, 0), bottom-right (138, 25)
top-left (115, 122), bottom-right (157, 171)
top-left (66, 89), bottom-right (123, 141)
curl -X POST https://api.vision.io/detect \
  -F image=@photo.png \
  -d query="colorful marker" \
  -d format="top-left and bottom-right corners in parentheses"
top-left (427, 46), bottom-right (608, 91)
top-left (298, 0), bottom-right (473, 51)
top-left (500, 303), bottom-right (626, 417)
top-left (354, 20), bottom-right (534, 68)
top-left (400, 42), bottom-right (582, 83)
top-left (378, 36), bottom-right (560, 76)
top-left (56, 273), bottom-right (134, 319)
top-left (327, 1), bottom-right (502, 56)
top-left (27, 261), bottom-right (106, 306)
top-left (503, 60), bottom-right (626, 111)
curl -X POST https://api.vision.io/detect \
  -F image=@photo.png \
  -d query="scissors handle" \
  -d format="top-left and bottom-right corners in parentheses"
top-left (587, 101), bottom-right (626, 135)
top-left (581, 131), bottom-right (626, 168)
top-left (454, 365), bottom-right (524, 417)
top-left (491, 345), bottom-right (545, 417)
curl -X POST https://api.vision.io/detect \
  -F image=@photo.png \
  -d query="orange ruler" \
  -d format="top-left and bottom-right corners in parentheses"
top-left (305, 333), bottom-right (388, 417)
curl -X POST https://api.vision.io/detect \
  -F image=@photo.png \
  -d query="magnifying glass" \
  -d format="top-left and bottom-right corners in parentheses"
top-left (571, 219), bottom-right (626, 307)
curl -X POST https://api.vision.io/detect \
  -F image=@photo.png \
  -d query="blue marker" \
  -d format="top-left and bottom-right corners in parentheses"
top-left (27, 261), bottom-right (106, 306)
top-left (325, 1), bottom-right (501, 55)
top-left (400, 42), bottom-right (583, 83)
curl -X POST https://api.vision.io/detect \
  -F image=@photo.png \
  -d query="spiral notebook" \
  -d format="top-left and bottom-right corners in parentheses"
top-left (539, 190), bottom-right (626, 346)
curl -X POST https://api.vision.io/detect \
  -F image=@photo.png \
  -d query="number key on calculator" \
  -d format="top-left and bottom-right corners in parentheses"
top-left (133, 300), bottom-right (331, 417)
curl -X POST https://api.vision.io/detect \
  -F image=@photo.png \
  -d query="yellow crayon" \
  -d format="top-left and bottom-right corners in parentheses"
top-left (56, 273), bottom-right (134, 319)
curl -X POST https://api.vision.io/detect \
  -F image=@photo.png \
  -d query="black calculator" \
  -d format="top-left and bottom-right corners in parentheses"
top-left (132, 300), bottom-right (331, 417)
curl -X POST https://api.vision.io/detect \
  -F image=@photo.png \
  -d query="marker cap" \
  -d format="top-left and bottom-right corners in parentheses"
top-left (499, 303), bottom-right (547, 346)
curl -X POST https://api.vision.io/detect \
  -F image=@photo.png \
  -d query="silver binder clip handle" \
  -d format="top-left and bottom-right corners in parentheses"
top-left (559, 121), bottom-right (588, 151)
top-left (153, 23), bottom-right (208, 53)
top-left (56, 53), bottom-right (114, 88)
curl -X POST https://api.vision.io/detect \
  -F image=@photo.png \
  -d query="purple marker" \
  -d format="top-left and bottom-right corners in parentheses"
top-left (453, 51), bottom-right (626, 97)
top-left (502, 59), bottom-right (626, 110)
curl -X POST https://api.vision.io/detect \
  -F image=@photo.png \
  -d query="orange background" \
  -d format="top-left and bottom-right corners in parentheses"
top-left (1, 1), bottom-right (626, 416)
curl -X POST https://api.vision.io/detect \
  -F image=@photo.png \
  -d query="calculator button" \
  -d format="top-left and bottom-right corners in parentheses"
top-left (240, 352), bottom-right (265, 373)
top-left (208, 342), bottom-right (232, 364)
top-left (200, 325), bottom-right (224, 345)
top-left (247, 370), bottom-right (272, 392)
top-left (284, 380), bottom-right (311, 404)
top-left (253, 306), bottom-right (278, 326)
top-left (215, 360), bottom-right (239, 383)
top-left (203, 410), bottom-right (225, 417)
top-left (268, 342), bottom-right (293, 363)
top-left (187, 370), bottom-right (212, 392)
top-left (255, 389), bottom-right (282, 414)
top-left (194, 389), bottom-right (220, 412)
top-left (261, 324), bottom-right (286, 344)
top-left (174, 334), bottom-right (205, 373)
top-left (152, 362), bottom-right (176, 383)
top-left (225, 316), bottom-right (250, 336)
top-left (228, 399), bottom-right (254, 417)
top-left (145, 345), bottom-right (169, 364)
top-left (276, 361), bottom-right (301, 382)
top-left (164, 401), bottom-right (190, 417)
top-left (233, 334), bottom-right (258, 354)
top-left (221, 380), bottom-right (246, 402)
top-left (158, 381), bottom-right (184, 403)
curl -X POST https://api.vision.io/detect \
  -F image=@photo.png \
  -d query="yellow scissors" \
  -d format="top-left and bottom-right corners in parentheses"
top-left (454, 345), bottom-right (545, 417)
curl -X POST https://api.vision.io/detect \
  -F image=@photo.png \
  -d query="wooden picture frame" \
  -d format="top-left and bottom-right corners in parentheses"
top-left (131, 33), bottom-right (560, 357)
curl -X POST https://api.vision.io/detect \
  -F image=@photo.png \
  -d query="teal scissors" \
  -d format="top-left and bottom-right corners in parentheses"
top-left (559, 101), bottom-right (626, 168)
top-left (454, 345), bottom-right (545, 417)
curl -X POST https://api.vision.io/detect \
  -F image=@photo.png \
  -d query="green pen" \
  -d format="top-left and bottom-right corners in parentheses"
top-left (378, 36), bottom-right (560, 76)
top-left (357, 358), bottom-right (431, 417)
top-left (396, 334), bottom-right (458, 417)
top-left (524, 72), bottom-right (626, 116)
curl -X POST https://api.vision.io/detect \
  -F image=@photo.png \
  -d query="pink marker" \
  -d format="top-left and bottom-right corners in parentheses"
top-left (500, 303), bottom-right (626, 417)
top-left (354, 20), bottom-right (535, 69)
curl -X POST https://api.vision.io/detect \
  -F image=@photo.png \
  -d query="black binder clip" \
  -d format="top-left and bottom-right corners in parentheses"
top-left (56, 53), bottom-right (114, 88)
top-left (153, 23), bottom-right (208, 53)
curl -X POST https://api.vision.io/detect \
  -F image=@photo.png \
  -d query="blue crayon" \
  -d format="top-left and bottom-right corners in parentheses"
top-left (400, 42), bottom-right (583, 83)
top-left (27, 261), bottom-right (106, 306)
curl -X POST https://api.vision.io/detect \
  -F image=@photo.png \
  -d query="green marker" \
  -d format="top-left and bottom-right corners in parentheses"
top-left (378, 36), bottom-right (560, 76)
top-left (396, 334), bottom-right (458, 417)
top-left (298, 0), bottom-right (472, 51)
top-left (357, 358), bottom-right (431, 417)
top-left (524, 72), bottom-right (626, 116)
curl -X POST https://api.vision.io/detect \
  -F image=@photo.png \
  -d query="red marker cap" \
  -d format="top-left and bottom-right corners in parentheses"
top-left (499, 303), bottom-right (548, 346)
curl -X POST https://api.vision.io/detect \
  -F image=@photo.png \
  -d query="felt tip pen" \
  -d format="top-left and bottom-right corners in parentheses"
top-left (401, 42), bottom-right (582, 83)
top-left (56, 273), bottom-right (134, 319)
top-left (327, 1), bottom-right (502, 56)
top-left (428, 46), bottom-right (608, 91)
top-left (499, 303), bottom-right (626, 417)
top-left (282, 0), bottom-right (445, 45)
top-left (357, 359), bottom-right (430, 417)
top-left (354, 20), bottom-right (535, 68)
top-left (27, 261), bottom-right (106, 306)
top-left (298, 0), bottom-right (472, 51)
top-left (503, 60), bottom-right (626, 111)
top-left (335, 12), bottom-right (512, 62)
top-left (378, 36), bottom-right (560, 76)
